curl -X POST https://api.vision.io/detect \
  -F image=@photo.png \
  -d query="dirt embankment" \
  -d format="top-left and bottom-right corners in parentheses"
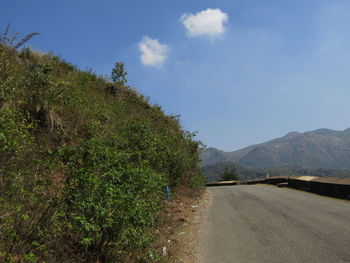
top-left (153, 187), bottom-right (212, 263)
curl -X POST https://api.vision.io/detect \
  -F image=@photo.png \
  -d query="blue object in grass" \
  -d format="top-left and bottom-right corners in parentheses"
top-left (165, 185), bottom-right (171, 201)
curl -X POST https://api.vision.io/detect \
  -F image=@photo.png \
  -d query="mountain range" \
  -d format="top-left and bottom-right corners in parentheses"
top-left (201, 128), bottom-right (350, 170)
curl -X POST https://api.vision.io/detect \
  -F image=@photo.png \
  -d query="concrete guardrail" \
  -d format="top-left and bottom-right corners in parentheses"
top-left (206, 175), bottom-right (350, 200)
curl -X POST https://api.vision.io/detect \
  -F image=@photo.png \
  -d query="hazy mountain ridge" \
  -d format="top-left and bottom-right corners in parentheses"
top-left (201, 128), bottom-right (350, 169)
top-left (202, 160), bottom-right (350, 182)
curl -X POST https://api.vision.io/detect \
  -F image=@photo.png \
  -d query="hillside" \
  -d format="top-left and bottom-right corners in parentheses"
top-left (0, 42), bottom-right (203, 262)
top-left (199, 147), bottom-right (227, 167)
top-left (201, 128), bottom-right (350, 169)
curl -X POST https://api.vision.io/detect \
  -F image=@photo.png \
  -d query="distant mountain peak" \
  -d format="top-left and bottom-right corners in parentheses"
top-left (201, 127), bottom-right (350, 169)
top-left (200, 147), bottom-right (226, 167)
top-left (284, 131), bottom-right (302, 138)
top-left (310, 128), bottom-right (338, 135)
top-left (205, 147), bottom-right (224, 152)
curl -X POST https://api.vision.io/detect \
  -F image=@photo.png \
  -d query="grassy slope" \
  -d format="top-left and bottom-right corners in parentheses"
top-left (0, 44), bottom-right (204, 262)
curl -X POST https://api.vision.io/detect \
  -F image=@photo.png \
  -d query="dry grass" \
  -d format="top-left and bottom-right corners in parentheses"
top-left (147, 186), bottom-right (211, 263)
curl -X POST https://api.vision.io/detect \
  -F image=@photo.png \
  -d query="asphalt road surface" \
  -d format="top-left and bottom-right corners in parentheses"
top-left (197, 185), bottom-right (350, 263)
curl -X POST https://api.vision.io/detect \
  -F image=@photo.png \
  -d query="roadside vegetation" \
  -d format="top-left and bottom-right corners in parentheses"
top-left (0, 27), bottom-right (204, 262)
top-left (219, 166), bottom-right (239, 181)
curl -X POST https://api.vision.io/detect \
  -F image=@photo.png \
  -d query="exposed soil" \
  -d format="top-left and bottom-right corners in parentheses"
top-left (151, 186), bottom-right (212, 263)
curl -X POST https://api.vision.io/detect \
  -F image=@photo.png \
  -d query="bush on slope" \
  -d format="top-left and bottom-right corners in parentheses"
top-left (0, 43), bottom-right (203, 262)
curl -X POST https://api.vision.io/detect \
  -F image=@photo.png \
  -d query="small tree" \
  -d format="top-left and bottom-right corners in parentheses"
top-left (220, 166), bottom-right (239, 181)
top-left (111, 62), bottom-right (127, 86)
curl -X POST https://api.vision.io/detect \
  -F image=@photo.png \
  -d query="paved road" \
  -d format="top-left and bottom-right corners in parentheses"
top-left (198, 185), bottom-right (350, 263)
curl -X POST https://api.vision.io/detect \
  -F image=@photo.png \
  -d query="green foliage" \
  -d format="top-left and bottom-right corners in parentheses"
top-left (0, 42), bottom-right (203, 262)
top-left (220, 166), bottom-right (239, 181)
top-left (23, 253), bottom-right (37, 263)
top-left (62, 139), bottom-right (165, 260)
top-left (111, 61), bottom-right (127, 85)
top-left (0, 107), bottom-right (32, 157)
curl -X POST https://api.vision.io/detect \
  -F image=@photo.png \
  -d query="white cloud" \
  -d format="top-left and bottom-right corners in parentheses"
top-left (180, 8), bottom-right (229, 40)
top-left (139, 36), bottom-right (168, 67)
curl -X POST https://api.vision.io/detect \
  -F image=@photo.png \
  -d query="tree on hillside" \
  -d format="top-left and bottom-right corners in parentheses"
top-left (111, 62), bottom-right (127, 86)
top-left (220, 166), bottom-right (239, 181)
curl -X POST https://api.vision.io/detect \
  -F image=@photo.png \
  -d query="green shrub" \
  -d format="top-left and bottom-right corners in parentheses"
top-left (220, 166), bottom-right (239, 181)
top-left (0, 43), bottom-right (203, 262)
top-left (61, 139), bottom-right (165, 261)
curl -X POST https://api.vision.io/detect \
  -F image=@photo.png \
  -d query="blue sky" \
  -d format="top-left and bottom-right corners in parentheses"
top-left (2, 0), bottom-right (350, 151)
